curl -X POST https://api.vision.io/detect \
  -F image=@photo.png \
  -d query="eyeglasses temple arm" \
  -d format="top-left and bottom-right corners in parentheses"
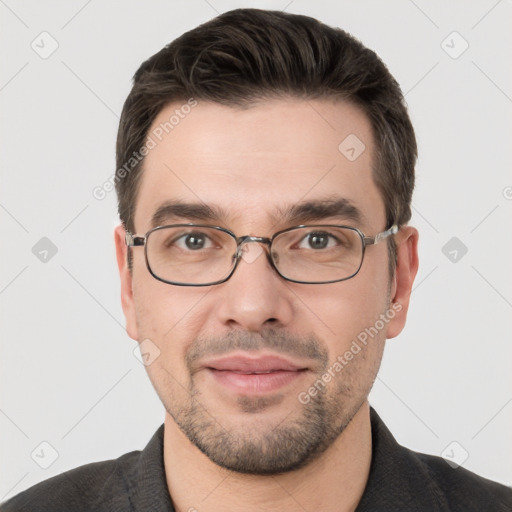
top-left (125, 231), bottom-right (146, 247)
top-left (363, 224), bottom-right (398, 246)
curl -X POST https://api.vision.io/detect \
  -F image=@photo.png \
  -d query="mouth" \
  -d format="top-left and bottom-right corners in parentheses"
top-left (202, 354), bottom-right (310, 394)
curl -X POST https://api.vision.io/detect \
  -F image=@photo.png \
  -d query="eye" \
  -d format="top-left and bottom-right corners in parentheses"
top-left (298, 231), bottom-right (338, 250)
top-left (173, 231), bottom-right (214, 250)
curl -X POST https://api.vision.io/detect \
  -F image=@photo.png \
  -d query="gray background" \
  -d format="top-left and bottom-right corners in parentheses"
top-left (1, 0), bottom-right (511, 499)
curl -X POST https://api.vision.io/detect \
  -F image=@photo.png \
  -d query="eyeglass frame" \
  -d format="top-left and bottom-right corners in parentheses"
top-left (125, 223), bottom-right (399, 287)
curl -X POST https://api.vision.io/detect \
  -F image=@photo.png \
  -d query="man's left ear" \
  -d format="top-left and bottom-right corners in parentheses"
top-left (386, 226), bottom-right (419, 339)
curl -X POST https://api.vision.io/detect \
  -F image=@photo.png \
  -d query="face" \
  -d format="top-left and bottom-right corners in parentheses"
top-left (115, 98), bottom-right (418, 475)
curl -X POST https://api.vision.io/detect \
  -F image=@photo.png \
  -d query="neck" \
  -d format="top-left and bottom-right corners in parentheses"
top-left (163, 402), bottom-right (372, 512)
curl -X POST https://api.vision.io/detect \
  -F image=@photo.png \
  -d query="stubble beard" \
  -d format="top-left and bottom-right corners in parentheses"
top-left (169, 379), bottom-right (366, 475)
top-left (155, 328), bottom-right (382, 475)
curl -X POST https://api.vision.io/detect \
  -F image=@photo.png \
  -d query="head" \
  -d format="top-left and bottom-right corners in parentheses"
top-left (114, 8), bottom-right (418, 475)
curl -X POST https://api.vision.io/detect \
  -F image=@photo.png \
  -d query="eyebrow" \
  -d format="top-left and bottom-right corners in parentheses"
top-left (275, 198), bottom-right (364, 226)
top-left (149, 197), bottom-right (364, 230)
top-left (150, 200), bottom-right (227, 228)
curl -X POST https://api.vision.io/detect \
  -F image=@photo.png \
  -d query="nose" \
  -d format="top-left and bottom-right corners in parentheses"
top-left (215, 242), bottom-right (294, 332)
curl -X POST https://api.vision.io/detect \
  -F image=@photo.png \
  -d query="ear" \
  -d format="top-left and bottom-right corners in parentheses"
top-left (386, 226), bottom-right (419, 339)
top-left (114, 224), bottom-right (139, 341)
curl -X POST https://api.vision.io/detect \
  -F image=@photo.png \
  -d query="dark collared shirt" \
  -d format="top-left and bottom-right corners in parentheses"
top-left (2, 408), bottom-right (511, 511)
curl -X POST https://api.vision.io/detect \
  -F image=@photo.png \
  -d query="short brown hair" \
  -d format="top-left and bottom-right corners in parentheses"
top-left (116, 8), bottom-right (416, 271)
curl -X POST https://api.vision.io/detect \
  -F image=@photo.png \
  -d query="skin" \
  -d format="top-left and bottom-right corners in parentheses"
top-left (115, 98), bottom-right (419, 512)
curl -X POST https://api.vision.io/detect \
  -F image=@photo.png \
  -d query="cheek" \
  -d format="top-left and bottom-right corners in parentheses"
top-left (312, 281), bottom-right (388, 332)
top-left (132, 281), bottom-right (212, 396)
top-left (132, 277), bottom-right (209, 357)
top-left (298, 269), bottom-right (391, 359)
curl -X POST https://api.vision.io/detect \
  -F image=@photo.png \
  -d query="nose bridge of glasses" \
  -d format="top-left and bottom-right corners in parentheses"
top-left (235, 235), bottom-right (272, 259)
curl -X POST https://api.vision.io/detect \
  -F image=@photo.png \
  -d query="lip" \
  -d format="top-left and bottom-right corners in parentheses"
top-left (203, 354), bottom-right (306, 372)
top-left (203, 354), bottom-right (309, 394)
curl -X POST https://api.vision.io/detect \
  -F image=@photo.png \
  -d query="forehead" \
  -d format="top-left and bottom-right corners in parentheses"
top-left (134, 98), bottom-right (385, 233)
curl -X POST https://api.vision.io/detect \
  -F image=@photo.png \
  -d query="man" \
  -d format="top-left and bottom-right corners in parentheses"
top-left (2, 8), bottom-right (511, 512)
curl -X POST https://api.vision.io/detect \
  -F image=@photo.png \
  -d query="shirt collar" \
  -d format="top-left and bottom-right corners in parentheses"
top-left (120, 425), bottom-right (174, 511)
top-left (356, 407), bottom-right (448, 511)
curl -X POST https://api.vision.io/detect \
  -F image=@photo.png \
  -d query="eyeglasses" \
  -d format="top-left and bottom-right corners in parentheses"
top-left (125, 223), bottom-right (398, 286)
